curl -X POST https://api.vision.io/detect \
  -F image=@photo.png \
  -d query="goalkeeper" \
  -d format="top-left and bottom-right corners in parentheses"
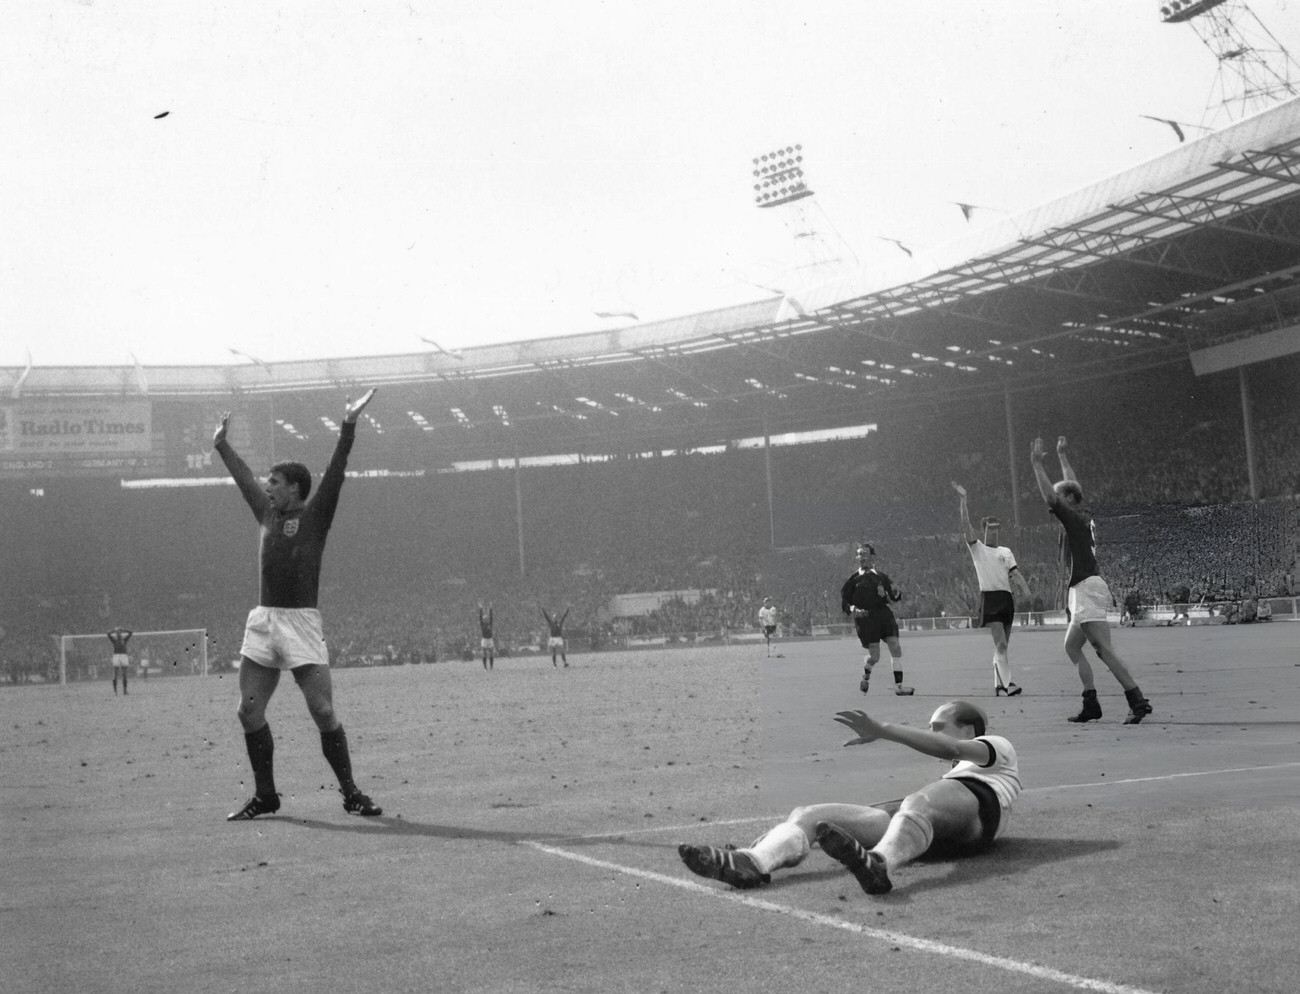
top-left (214, 389), bottom-right (383, 822)
top-left (678, 701), bottom-right (1020, 895)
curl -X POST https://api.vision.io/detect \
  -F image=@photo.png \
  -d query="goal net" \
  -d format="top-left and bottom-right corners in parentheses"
top-left (57, 629), bottom-right (209, 686)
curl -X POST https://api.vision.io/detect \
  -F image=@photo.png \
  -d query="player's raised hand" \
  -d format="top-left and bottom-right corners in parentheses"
top-left (1030, 437), bottom-right (1045, 461)
top-left (343, 388), bottom-right (378, 424)
top-left (834, 710), bottom-right (885, 746)
top-left (1056, 435), bottom-right (1068, 455)
top-left (213, 412), bottom-right (231, 448)
top-left (951, 481), bottom-right (966, 497)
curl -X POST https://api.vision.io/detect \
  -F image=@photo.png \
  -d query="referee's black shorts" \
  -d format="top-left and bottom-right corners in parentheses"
top-left (854, 610), bottom-right (900, 647)
top-left (978, 590), bottom-right (1016, 633)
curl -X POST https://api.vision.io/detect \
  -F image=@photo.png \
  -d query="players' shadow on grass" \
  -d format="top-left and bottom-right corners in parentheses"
top-left (276, 815), bottom-right (559, 844)
top-left (768, 836), bottom-right (1121, 901)
top-left (275, 815), bottom-right (682, 851)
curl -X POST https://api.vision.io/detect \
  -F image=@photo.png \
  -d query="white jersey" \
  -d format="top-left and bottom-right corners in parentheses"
top-left (942, 734), bottom-right (1020, 810)
top-left (758, 606), bottom-right (778, 627)
top-left (967, 540), bottom-right (1017, 593)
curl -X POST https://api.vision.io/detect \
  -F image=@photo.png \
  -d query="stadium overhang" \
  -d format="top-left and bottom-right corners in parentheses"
top-left (5, 97), bottom-right (1300, 463)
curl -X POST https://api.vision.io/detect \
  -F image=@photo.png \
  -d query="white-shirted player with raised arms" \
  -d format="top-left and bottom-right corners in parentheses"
top-left (953, 482), bottom-right (1031, 696)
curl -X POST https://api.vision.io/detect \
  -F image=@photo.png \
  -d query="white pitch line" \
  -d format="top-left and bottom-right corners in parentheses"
top-left (524, 840), bottom-right (1164, 994)
top-left (561, 762), bottom-right (1300, 841)
top-left (1023, 760), bottom-right (1300, 793)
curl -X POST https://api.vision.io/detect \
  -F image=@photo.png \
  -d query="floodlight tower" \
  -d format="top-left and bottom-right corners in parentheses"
top-left (752, 144), bottom-right (857, 289)
top-left (1160, 0), bottom-right (1300, 125)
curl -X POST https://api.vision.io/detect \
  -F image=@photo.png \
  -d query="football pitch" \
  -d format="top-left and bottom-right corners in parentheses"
top-left (5, 623), bottom-right (1298, 993)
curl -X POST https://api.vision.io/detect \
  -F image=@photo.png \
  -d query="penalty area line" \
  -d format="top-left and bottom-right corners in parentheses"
top-left (522, 840), bottom-right (1165, 994)
top-left (1025, 760), bottom-right (1300, 793)
top-left (552, 763), bottom-right (1300, 843)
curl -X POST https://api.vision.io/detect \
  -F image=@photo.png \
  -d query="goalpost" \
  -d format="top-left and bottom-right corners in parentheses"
top-left (57, 629), bottom-right (209, 686)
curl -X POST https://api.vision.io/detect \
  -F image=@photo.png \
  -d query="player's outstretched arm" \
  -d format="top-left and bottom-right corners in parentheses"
top-left (1056, 435), bottom-right (1079, 487)
top-left (212, 411), bottom-right (267, 518)
top-left (835, 711), bottom-right (985, 762)
top-left (1030, 437), bottom-right (1055, 502)
top-left (212, 411), bottom-right (230, 448)
top-left (953, 482), bottom-right (978, 542)
top-left (343, 388), bottom-right (377, 424)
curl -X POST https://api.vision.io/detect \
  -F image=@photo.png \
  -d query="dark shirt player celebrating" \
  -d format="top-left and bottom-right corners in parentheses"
top-left (215, 389), bottom-right (383, 821)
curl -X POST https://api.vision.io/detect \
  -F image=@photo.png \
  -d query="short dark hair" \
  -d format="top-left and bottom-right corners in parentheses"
top-left (1054, 480), bottom-right (1084, 503)
top-left (856, 541), bottom-right (876, 556)
top-left (270, 461), bottom-right (312, 501)
top-left (944, 700), bottom-right (987, 737)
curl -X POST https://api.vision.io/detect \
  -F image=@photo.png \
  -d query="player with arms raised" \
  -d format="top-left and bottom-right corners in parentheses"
top-left (953, 482), bottom-right (1031, 695)
top-left (1031, 435), bottom-right (1153, 724)
top-left (107, 626), bottom-right (133, 695)
top-left (215, 389), bottom-right (383, 821)
top-left (540, 603), bottom-right (569, 667)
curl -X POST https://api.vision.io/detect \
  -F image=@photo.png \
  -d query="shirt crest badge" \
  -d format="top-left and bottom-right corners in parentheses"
top-left (283, 519), bottom-right (299, 537)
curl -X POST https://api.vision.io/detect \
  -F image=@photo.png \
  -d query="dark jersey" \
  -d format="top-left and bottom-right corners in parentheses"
top-left (543, 609), bottom-right (568, 637)
top-left (479, 609), bottom-right (494, 638)
top-left (841, 568), bottom-right (901, 615)
top-left (1048, 497), bottom-right (1099, 588)
top-left (217, 422), bottom-right (355, 609)
top-left (107, 629), bottom-right (132, 653)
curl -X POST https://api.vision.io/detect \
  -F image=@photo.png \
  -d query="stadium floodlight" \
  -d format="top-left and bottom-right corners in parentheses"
top-left (752, 144), bottom-right (813, 209)
top-left (1160, 0), bottom-right (1300, 122)
top-left (1159, 0), bottom-right (1227, 24)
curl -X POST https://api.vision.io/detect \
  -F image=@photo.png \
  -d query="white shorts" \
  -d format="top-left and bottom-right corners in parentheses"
top-left (481, 637), bottom-right (494, 650)
top-left (548, 636), bottom-right (565, 650)
top-left (112, 654), bottom-right (130, 669)
top-left (240, 606), bottom-right (329, 670)
top-left (1067, 576), bottom-right (1112, 625)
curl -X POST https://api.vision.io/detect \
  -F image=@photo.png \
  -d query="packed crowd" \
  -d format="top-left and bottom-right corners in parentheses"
top-left (2, 365), bottom-right (1298, 681)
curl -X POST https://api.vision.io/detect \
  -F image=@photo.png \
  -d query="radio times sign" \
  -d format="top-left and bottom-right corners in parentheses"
top-left (0, 401), bottom-right (153, 455)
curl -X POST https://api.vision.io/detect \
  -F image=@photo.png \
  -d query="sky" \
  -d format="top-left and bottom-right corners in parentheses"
top-left (4, 0), bottom-right (1300, 369)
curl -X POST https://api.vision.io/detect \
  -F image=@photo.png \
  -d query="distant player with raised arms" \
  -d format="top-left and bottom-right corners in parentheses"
top-left (840, 542), bottom-right (912, 695)
top-left (540, 604), bottom-right (569, 667)
top-left (215, 389), bottom-right (383, 821)
top-left (107, 626), bottom-right (132, 695)
top-left (953, 482), bottom-right (1031, 696)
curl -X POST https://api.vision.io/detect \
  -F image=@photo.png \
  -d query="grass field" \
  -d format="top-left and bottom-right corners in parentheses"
top-left (5, 622), bottom-right (1298, 993)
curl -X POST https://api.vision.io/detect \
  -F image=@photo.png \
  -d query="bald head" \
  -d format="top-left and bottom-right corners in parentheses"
top-left (929, 700), bottom-right (987, 739)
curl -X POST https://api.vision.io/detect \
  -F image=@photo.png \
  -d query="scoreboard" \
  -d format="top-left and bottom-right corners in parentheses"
top-left (0, 399), bottom-right (272, 481)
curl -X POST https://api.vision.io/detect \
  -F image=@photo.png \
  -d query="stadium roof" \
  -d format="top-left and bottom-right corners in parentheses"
top-left (6, 97), bottom-right (1300, 462)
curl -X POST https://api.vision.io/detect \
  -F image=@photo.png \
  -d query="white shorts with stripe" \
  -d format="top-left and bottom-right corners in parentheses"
top-left (1067, 575), bottom-right (1112, 625)
top-left (548, 636), bottom-right (565, 650)
top-left (481, 637), bottom-right (494, 650)
top-left (240, 606), bottom-right (329, 670)
top-left (112, 653), bottom-right (130, 669)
